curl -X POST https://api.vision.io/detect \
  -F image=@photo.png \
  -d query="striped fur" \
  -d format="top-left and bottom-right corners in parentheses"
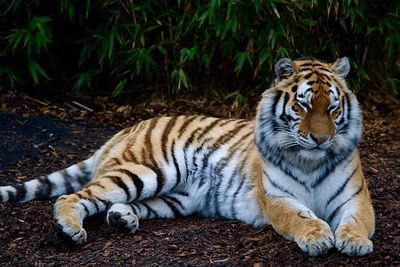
top-left (0, 57), bottom-right (374, 256)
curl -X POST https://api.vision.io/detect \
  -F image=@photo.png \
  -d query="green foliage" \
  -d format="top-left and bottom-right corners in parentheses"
top-left (0, 0), bottom-right (399, 96)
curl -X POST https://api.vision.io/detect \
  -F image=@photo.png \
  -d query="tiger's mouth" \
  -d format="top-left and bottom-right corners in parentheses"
top-left (293, 134), bottom-right (333, 152)
top-left (305, 142), bottom-right (332, 151)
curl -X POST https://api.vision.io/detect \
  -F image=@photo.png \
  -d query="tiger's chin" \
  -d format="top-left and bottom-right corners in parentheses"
top-left (298, 148), bottom-right (327, 161)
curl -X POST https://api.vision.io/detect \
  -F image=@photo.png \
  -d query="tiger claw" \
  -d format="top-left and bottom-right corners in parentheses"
top-left (55, 221), bottom-right (87, 245)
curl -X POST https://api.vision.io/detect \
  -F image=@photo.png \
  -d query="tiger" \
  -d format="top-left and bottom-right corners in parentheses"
top-left (0, 57), bottom-right (375, 256)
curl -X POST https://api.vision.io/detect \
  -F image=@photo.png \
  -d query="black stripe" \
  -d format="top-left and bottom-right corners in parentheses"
top-left (161, 116), bottom-right (178, 164)
top-left (150, 165), bottom-right (164, 196)
top-left (144, 118), bottom-right (165, 196)
top-left (219, 118), bottom-right (239, 127)
top-left (327, 179), bottom-right (364, 224)
top-left (312, 153), bottom-right (355, 188)
top-left (311, 157), bottom-right (353, 188)
top-left (279, 92), bottom-right (291, 122)
top-left (177, 191), bottom-right (189, 197)
top-left (123, 148), bottom-right (138, 164)
top-left (229, 145), bottom-right (253, 219)
top-left (202, 122), bottom-right (249, 169)
top-left (184, 127), bottom-right (202, 150)
top-left (91, 181), bottom-right (106, 190)
top-left (314, 72), bottom-right (330, 81)
top-left (336, 95), bottom-right (351, 134)
top-left (298, 62), bottom-right (313, 67)
top-left (311, 167), bottom-right (334, 188)
top-left (305, 87), bottom-right (313, 94)
top-left (122, 151), bottom-right (131, 162)
top-left (88, 198), bottom-right (100, 212)
top-left (337, 114), bottom-right (345, 126)
top-left (344, 92), bottom-right (351, 121)
top-left (328, 105), bottom-right (337, 113)
top-left (14, 184), bottom-right (27, 202)
top-left (161, 197), bottom-right (183, 217)
top-left (163, 195), bottom-right (185, 210)
top-left (171, 140), bottom-right (182, 187)
top-left (111, 157), bottom-right (122, 165)
top-left (107, 175), bottom-right (131, 202)
top-left (35, 176), bottom-right (53, 199)
top-left (95, 197), bottom-right (109, 208)
top-left (297, 211), bottom-right (312, 219)
top-left (304, 72), bottom-right (314, 79)
top-left (202, 164), bottom-right (217, 217)
top-left (7, 190), bottom-right (15, 202)
top-left (351, 215), bottom-right (358, 224)
top-left (80, 202), bottom-right (91, 216)
top-left (131, 203), bottom-right (140, 215)
top-left (299, 101), bottom-right (311, 112)
top-left (182, 127), bottom-right (203, 179)
top-left (77, 167), bottom-right (90, 185)
top-left (266, 172), bottom-right (295, 197)
top-left (195, 139), bottom-right (214, 187)
top-left (116, 169), bottom-right (144, 200)
top-left (326, 166), bottom-right (358, 207)
top-left (196, 118), bottom-right (222, 141)
top-left (76, 192), bottom-right (100, 213)
top-left (282, 92), bottom-right (290, 111)
top-left (141, 202), bottom-right (159, 218)
top-left (271, 90), bottom-right (283, 116)
top-left (291, 121), bottom-right (300, 129)
top-left (317, 67), bottom-right (332, 73)
top-left (231, 173), bottom-right (246, 219)
top-left (209, 121), bottom-right (249, 150)
top-left (61, 170), bottom-right (75, 194)
top-left (265, 157), bottom-right (310, 192)
top-left (216, 131), bottom-right (253, 172)
top-left (177, 116), bottom-right (198, 138)
top-left (144, 117), bottom-right (159, 153)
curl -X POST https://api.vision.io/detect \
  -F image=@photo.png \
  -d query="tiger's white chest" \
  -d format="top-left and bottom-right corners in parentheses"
top-left (263, 152), bottom-right (358, 221)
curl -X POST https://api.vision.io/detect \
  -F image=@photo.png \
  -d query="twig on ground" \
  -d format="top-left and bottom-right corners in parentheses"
top-left (25, 96), bottom-right (49, 106)
top-left (72, 101), bottom-right (94, 112)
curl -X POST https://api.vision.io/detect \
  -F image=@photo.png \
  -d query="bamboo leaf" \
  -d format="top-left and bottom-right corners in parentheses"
top-left (112, 79), bottom-right (128, 97)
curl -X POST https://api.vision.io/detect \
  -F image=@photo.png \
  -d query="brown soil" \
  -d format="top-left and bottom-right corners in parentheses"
top-left (0, 90), bottom-right (399, 266)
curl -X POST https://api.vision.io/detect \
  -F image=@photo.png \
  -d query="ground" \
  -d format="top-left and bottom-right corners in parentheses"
top-left (0, 90), bottom-right (399, 266)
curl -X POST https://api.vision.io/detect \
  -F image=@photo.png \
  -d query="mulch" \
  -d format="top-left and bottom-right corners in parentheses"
top-left (0, 90), bottom-right (399, 266)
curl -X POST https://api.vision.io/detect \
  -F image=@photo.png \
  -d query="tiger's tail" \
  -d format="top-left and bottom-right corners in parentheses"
top-left (0, 155), bottom-right (96, 203)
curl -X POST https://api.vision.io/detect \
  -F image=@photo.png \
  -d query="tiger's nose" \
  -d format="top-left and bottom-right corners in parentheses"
top-left (310, 133), bottom-right (330, 145)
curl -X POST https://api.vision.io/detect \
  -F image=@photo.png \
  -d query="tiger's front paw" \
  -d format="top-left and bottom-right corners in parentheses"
top-left (295, 220), bottom-right (335, 256)
top-left (54, 197), bottom-right (87, 245)
top-left (56, 220), bottom-right (87, 245)
top-left (335, 225), bottom-right (373, 256)
top-left (106, 203), bottom-right (139, 234)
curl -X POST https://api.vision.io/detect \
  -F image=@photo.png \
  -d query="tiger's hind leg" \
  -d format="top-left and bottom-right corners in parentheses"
top-left (54, 163), bottom-right (166, 244)
top-left (106, 191), bottom-right (195, 233)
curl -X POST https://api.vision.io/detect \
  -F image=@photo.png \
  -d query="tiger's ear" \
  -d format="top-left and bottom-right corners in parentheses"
top-left (332, 57), bottom-right (350, 78)
top-left (274, 58), bottom-right (295, 79)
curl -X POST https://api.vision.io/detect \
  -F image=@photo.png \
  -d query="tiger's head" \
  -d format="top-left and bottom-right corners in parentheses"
top-left (255, 57), bottom-right (362, 171)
